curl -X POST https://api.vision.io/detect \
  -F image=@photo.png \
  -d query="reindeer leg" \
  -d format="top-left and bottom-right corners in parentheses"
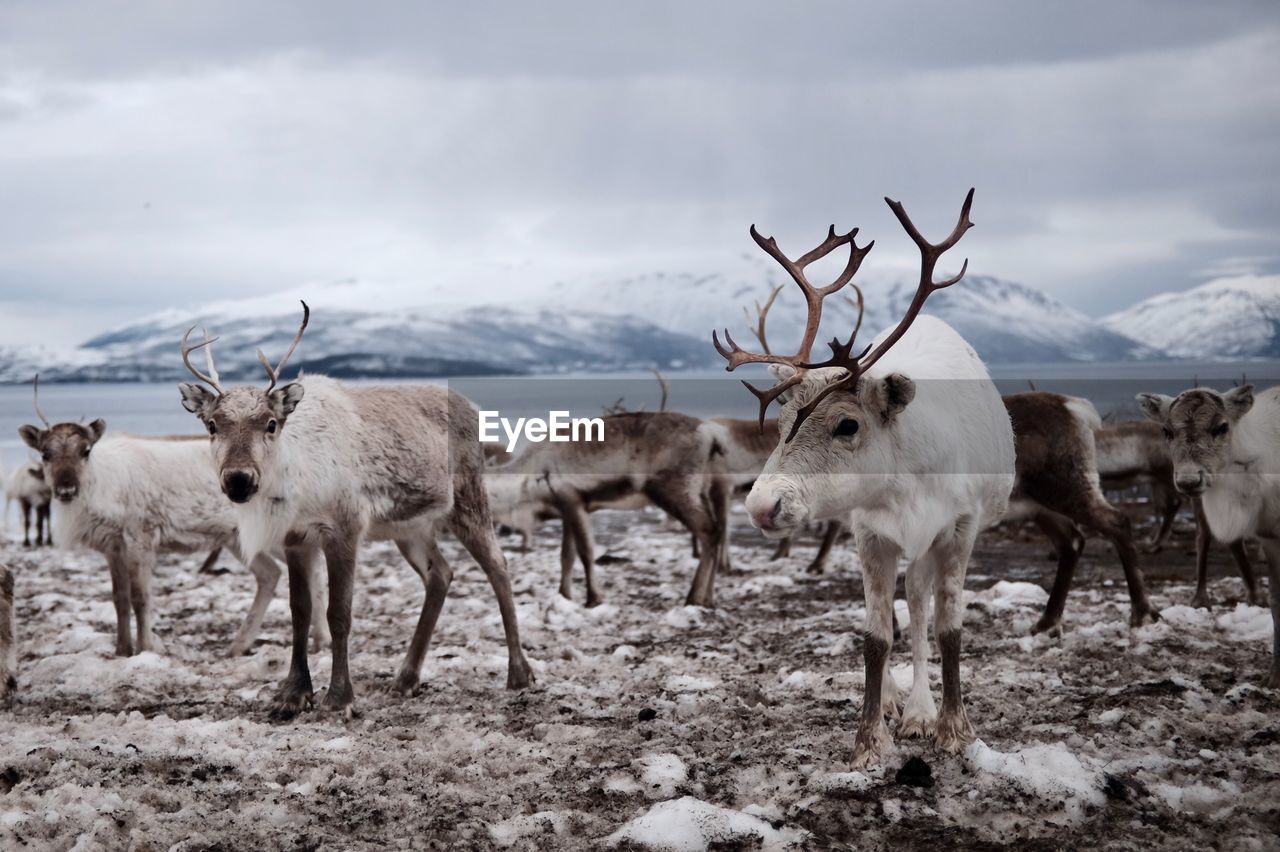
top-left (1031, 510), bottom-right (1082, 636)
top-left (772, 537), bottom-right (792, 561)
top-left (320, 532), bottom-right (359, 718)
top-left (563, 504), bottom-right (601, 607)
top-left (1143, 480), bottom-right (1179, 554)
top-left (450, 500), bottom-right (534, 691)
top-left (1192, 498), bottom-right (1213, 609)
top-left (852, 530), bottom-right (897, 768)
top-left (307, 553), bottom-right (330, 652)
top-left (1230, 540), bottom-right (1262, 607)
top-left (105, 544), bottom-right (134, 657)
top-left (899, 554), bottom-right (936, 738)
top-left (1092, 499), bottom-right (1158, 627)
top-left (807, 520), bottom-right (843, 575)
top-left (1258, 538), bottom-right (1280, 689)
top-left (392, 536), bottom-right (453, 696)
top-left (20, 501), bottom-right (31, 548)
top-left (557, 512), bottom-right (578, 602)
top-left (934, 516), bottom-right (978, 753)
top-left (270, 544), bottom-right (317, 721)
top-left (129, 544), bottom-right (165, 654)
top-left (198, 547), bottom-right (223, 575)
top-left (227, 552), bottom-right (280, 657)
top-left (36, 504), bottom-right (48, 547)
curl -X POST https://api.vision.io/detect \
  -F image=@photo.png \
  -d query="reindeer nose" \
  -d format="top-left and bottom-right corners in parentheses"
top-left (54, 485), bottom-right (78, 502)
top-left (749, 497), bottom-right (784, 532)
top-left (222, 471), bottom-right (259, 504)
top-left (1174, 470), bottom-right (1206, 495)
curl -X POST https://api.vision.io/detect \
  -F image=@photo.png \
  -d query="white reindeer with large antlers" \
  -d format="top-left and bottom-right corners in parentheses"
top-left (177, 303), bottom-right (533, 719)
top-left (715, 190), bottom-right (1015, 767)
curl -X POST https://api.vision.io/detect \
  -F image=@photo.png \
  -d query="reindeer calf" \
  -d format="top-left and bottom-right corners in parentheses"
top-left (8, 463), bottom-right (51, 548)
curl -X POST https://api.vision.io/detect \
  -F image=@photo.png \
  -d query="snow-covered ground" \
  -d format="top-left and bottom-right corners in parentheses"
top-left (1, 506), bottom-right (1278, 850)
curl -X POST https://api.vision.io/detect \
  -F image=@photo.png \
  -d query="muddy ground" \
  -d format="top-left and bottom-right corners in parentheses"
top-left (1, 501), bottom-right (1278, 851)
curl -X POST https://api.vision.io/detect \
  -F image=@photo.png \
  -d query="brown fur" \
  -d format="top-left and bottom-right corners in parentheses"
top-left (1005, 393), bottom-right (1157, 632)
top-left (0, 563), bottom-right (14, 705)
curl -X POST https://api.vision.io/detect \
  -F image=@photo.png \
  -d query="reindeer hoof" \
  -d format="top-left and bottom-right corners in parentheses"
top-left (850, 721), bottom-right (892, 769)
top-left (934, 710), bottom-right (975, 754)
top-left (898, 710), bottom-right (937, 740)
top-left (321, 688), bottom-right (357, 720)
top-left (585, 594), bottom-right (603, 608)
top-left (1266, 670), bottom-right (1280, 690)
top-left (1030, 617), bottom-right (1062, 638)
top-left (391, 670), bottom-right (420, 697)
top-left (1130, 607), bottom-right (1160, 628)
top-left (269, 679), bottom-right (315, 721)
top-left (507, 659), bottom-right (535, 691)
top-left (0, 674), bottom-right (15, 708)
top-left (1190, 593), bottom-right (1212, 610)
top-left (805, 562), bottom-right (825, 576)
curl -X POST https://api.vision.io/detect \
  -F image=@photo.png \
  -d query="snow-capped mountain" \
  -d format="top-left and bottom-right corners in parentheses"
top-left (0, 263), bottom-right (1181, 382)
top-left (1100, 274), bottom-right (1280, 360)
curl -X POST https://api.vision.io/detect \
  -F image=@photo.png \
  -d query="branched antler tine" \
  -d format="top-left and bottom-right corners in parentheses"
top-left (180, 325), bottom-right (223, 393)
top-left (785, 373), bottom-right (858, 442)
top-left (860, 189), bottom-right (976, 375)
top-left (742, 374), bottom-right (800, 434)
top-left (256, 348), bottom-right (276, 385)
top-left (263, 300), bottom-right (310, 392)
top-left (747, 284), bottom-right (784, 354)
top-left (200, 328), bottom-right (220, 388)
top-left (844, 284), bottom-right (865, 338)
top-left (32, 374), bottom-right (50, 428)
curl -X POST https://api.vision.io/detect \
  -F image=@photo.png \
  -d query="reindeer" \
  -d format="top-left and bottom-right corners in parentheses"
top-left (18, 378), bottom-right (327, 658)
top-left (8, 462), bottom-right (52, 548)
top-left (0, 562), bottom-right (14, 706)
top-left (487, 411), bottom-right (730, 607)
top-left (714, 189), bottom-right (1015, 767)
top-left (177, 304), bottom-right (533, 719)
top-left (1096, 419), bottom-right (1260, 607)
top-left (1002, 392), bottom-right (1158, 634)
top-left (1138, 384), bottom-right (1280, 686)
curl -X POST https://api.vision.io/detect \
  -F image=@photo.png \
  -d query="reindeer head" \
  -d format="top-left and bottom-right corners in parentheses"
top-left (17, 376), bottom-right (106, 502)
top-left (1137, 385), bottom-right (1253, 496)
top-left (177, 302), bottom-right (309, 504)
top-left (712, 190), bottom-right (975, 537)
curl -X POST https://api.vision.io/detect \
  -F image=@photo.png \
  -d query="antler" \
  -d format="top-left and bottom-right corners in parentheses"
top-left (180, 326), bottom-right (223, 394)
top-left (714, 225), bottom-right (874, 430)
top-left (32, 374), bottom-right (50, 428)
top-left (257, 301), bottom-right (310, 393)
top-left (741, 284), bottom-right (784, 355)
top-left (651, 368), bottom-right (669, 412)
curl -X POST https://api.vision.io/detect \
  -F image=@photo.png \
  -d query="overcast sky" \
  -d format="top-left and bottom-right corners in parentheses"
top-left (0, 0), bottom-right (1277, 347)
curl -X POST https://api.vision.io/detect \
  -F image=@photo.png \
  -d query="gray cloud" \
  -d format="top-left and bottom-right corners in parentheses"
top-left (0, 0), bottom-right (1277, 345)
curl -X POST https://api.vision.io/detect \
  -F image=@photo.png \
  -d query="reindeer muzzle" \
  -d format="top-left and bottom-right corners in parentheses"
top-left (54, 484), bottom-right (78, 502)
top-left (222, 470), bottom-right (259, 504)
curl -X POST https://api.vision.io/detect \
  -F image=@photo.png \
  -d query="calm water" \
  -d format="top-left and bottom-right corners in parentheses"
top-left (2, 361), bottom-right (1277, 471)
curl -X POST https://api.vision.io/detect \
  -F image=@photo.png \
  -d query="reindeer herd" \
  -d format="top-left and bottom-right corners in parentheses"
top-left (1, 188), bottom-right (1277, 769)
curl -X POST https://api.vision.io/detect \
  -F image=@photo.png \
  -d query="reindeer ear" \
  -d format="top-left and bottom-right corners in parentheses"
top-left (179, 383), bottom-right (215, 416)
top-left (1223, 384), bottom-right (1254, 420)
top-left (87, 419), bottom-right (106, 444)
top-left (870, 373), bottom-right (915, 422)
top-left (1136, 393), bottom-right (1173, 423)
top-left (18, 425), bottom-right (44, 450)
top-left (270, 382), bottom-right (305, 419)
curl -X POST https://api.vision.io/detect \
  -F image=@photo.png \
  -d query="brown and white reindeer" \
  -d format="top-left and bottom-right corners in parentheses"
top-left (487, 411), bottom-right (731, 607)
top-left (8, 462), bottom-right (52, 548)
top-left (1138, 384), bottom-right (1280, 685)
top-left (0, 562), bottom-right (14, 706)
top-left (1095, 418), bottom-right (1260, 607)
top-left (716, 189), bottom-right (1015, 767)
top-left (1001, 392), bottom-right (1159, 634)
top-left (18, 377), bottom-right (328, 658)
top-left (177, 304), bottom-right (533, 719)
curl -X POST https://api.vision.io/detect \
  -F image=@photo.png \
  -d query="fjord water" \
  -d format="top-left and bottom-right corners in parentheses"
top-left (1, 361), bottom-right (1277, 470)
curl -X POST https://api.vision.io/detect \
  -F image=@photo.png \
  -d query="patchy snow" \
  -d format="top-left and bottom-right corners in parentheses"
top-left (604, 796), bottom-right (808, 850)
top-left (1, 507), bottom-right (1278, 848)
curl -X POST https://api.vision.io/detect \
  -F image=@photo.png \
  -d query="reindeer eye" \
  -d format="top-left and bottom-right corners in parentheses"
top-left (41, 452), bottom-right (50, 462)
top-left (266, 419), bottom-right (278, 434)
top-left (206, 420), bottom-right (217, 436)
top-left (1162, 426), bottom-right (1173, 441)
top-left (833, 418), bottom-right (860, 439)
top-left (81, 447), bottom-right (91, 458)
top-left (1212, 422), bottom-right (1229, 438)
